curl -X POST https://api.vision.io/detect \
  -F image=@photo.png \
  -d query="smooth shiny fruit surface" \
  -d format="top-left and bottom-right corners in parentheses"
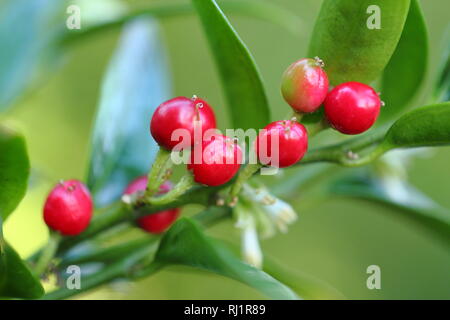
top-left (281, 58), bottom-right (329, 113)
top-left (256, 120), bottom-right (308, 168)
top-left (324, 81), bottom-right (381, 135)
top-left (150, 96), bottom-right (217, 150)
top-left (188, 134), bottom-right (242, 186)
top-left (43, 180), bottom-right (93, 236)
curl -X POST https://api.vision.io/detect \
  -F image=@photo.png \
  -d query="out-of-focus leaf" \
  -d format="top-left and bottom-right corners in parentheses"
top-left (434, 25), bottom-right (450, 103)
top-left (220, 240), bottom-right (345, 299)
top-left (86, 19), bottom-right (171, 207)
top-left (0, 124), bottom-right (30, 298)
top-left (381, 102), bottom-right (450, 150)
top-left (329, 173), bottom-right (450, 246)
top-left (380, 0), bottom-right (428, 122)
top-left (0, 0), bottom-right (66, 111)
top-left (0, 125), bottom-right (29, 221)
top-left (263, 255), bottom-right (345, 300)
top-left (191, 0), bottom-right (270, 130)
top-left (153, 218), bottom-right (298, 300)
top-left (63, 0), bottom-right (302, 44)
top-left (271, 163), bottom-right (336, 196)
top-left (308, 0), bottom-right (410, 85)
top-left (0, 241), bottom-right (45, 299)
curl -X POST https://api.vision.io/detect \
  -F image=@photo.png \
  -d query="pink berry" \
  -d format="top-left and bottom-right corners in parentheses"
top-left (324, 82), bottom-right (381, 135)
top-left (281, 57), bottom-right (329, 113)
top-left (43, 180), bottom-right (93, 236)
top-left (256, 120), bottom-right (308, 168)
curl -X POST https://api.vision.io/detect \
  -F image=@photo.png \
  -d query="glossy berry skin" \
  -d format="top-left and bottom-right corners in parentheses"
top-left (124, 176), bottom-right (180, 234)
top-left (150, 96), bottom-right (217, 150)
top-left (188, 134), bottom-right (242, 186)
top-left (324, 82), bottom-right (381, 135)
top-left (281, 58), bottom-right (329, 113)
top-left (43, 180), bottom-right (93, 236)
top-left (256, 120), bottom-right (308, 168)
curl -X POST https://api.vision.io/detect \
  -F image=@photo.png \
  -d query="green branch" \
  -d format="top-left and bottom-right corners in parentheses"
top-left (300, 131), bottom-right (387, 166)
top-left (229, 163), bottom-right (262, 204)
top-left (42, 206), bottom-right (231, 300)
top-left (33, 232), bottom-right (61, 276)
top-left (146, 148), bottom-right (172, 197)
top-left (146, 172), bottom-right (195, 206)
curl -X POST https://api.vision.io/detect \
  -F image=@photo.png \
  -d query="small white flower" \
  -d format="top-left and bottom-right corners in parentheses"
top-left (242, 184), bottom-right (298, 235)
top-left (242, 221), bottom-right (263, 268)
top-left (234, 205), bottom-right (263, 269)
top-left (260, 198), bottom-right (298, 234)
top-left (121, 194), bottom-right (132, 204)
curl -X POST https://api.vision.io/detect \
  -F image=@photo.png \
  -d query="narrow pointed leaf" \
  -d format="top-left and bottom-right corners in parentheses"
top-left (380, 0), bottom-right (428, 122)
top-left (381, 102), bottom-right (450, 150)
top-left (86, 19), bottom-right (171, 207)
top-left (221, 240), bottom-right (346, 300)
top-left (191, 0), bottom-right (270, 130)
top-left (263, 255), bottom-right (346, 300)
top-left (154, 218), bottom-right (298, 300)
top-left (434, 25), bottom-right (450, 103)
top-left (0, 0), bottom-right (65, 111)
top-left (309, 0), bottom-right (410, 85)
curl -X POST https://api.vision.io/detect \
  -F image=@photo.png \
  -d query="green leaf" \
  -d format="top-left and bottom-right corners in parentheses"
top-left (154, 218), bottom-right (298, 300)
top-left (0, 241), bottom-right (45, 299)
top-left (263, 255), bottom-right (346, 300)
top-left (434, 25), bottom-right (450, 103)
top-left (308, 0), bottom-right (410, 85)
top-left (220, 240), bottom-right (346, 299)
top-left (0, 125), bottom-right (29, 221)
top-left (191, 0), bottom-right (270, 130)
top-left (86, 19), bottom-right (171, 207)
top-left (380, 0), bottom-right (428, 122)
top-left (381, 102), bottom-right (450, 150)
top-left (0, 125), bottom-right (38, 299)
top-left (0, 0), bottom-right (65, 111)
top-left (330, 173), bottom-right (450, 246)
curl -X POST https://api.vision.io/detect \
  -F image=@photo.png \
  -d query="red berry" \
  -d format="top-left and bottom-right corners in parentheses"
top-left (256, 120), bottom-right (308, 168)
top-left (43, 180), bottom-right (93, 236)
top-left (324, 82), bottom-right (381, 135)
top-left (150, 96), bottom-right (217, 150)
top-left (281, 57), bottom-right (329, 113)
top-left (188, 134), bottom-right (242, 186)
top-left (124, 176), bottom-right (180, 234)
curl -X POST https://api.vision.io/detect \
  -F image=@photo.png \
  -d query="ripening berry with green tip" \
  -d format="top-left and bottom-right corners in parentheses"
top-left (281, 57), bottom-right (329, 113)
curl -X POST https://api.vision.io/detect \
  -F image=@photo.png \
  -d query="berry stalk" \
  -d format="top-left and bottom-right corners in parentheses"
top-left (146, 148), bottom-right (172, 197)
top-left (33, 231), bottom-right (61, 277)
top-left (229, 163), bottom-right (262, 205)
top-left (146, 173), bottom-right (195, 206)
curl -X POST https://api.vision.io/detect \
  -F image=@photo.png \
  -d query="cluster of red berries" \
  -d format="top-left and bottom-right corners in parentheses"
top-left (43, 98), bottom-right (239, 236)
top-left (151, 96), bottom-right (242, 186)
top-left (42, 56), bottom-right (381, 238)
top-left (281, 57), bottom-right (381, 135)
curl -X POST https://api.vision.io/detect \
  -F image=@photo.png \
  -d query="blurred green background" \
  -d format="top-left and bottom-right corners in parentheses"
top-left (2, 0), bottom-right (450, 299)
